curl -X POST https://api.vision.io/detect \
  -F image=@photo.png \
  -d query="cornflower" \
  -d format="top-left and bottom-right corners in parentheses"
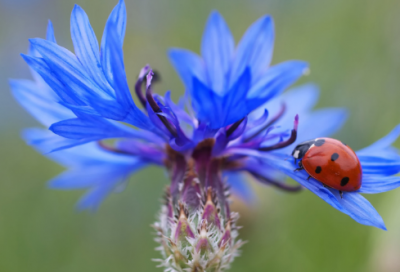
top-left (10, 1), bottom-right (400, 271)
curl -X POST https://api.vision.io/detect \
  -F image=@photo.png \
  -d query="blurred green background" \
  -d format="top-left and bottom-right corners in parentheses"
top-left (1, 0), bottom-right (400, 271)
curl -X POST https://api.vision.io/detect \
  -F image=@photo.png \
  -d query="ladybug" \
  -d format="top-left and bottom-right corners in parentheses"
top-left (292, 138), bottom-right (362, 197)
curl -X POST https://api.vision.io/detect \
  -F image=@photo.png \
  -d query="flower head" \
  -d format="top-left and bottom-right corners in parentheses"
top-left (10, 0), bottom-right (400, 271)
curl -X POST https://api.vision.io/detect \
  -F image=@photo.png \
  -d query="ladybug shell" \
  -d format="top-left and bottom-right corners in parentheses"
top-left (302, 138), bottom-right (362, 191)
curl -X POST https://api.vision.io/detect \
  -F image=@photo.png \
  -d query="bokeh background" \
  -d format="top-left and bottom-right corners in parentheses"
top-left (1, 0), bottom-right (400, 271)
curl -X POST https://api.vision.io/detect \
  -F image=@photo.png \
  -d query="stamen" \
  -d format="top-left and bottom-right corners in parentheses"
top-left (146, 71), bottom-right (178, 137)
top-left (244, 103), bottom-right (286, 142)
top-left (135, 65), bottom-right (150, 107)
top-left (249, 171), bottom-right (302, 192)
top-left (258, 114), bottom-right (298, 151)
top-left (226, 118), bottom-right (245, 138)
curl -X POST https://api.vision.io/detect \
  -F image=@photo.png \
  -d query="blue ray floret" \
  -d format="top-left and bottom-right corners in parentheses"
top-left (169, 11), bottom-right (309, 129)
top-left (10, 0), bottom-right (400, 236)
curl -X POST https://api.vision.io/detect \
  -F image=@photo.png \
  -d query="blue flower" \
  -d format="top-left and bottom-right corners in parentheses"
top-left (169, 11), bottom-right (309, 129)
top-left (10, 0), bottom-right (400, 233)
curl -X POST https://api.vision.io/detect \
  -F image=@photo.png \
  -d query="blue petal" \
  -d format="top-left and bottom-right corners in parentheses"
top-left (46, 20), bottom-right (57, 43)
top-left (296, 108), bottom-right (348, 142)
top-left (223, 171), bottom-right (255, 204)
top-left (168, 48), bottom-right (206, 92)
top-left (330, 191), bottom-right (386, 230)
top-left (116, 139), bottom-right (166, 164)
top-left (23, 128), bottom-right (94, 153)
top-left (49, 113), bottom-right (133, 140)
top-left (219, 69), bottom-right (252, 128)
top-left (10, 79), bottom-right (74, 127)
top-left (100, 0), bottom-right (127, 85)
top-left (48, 166), bottom-right (126, 189)
top-left (191, 68), bottom-right (251, 129)
top-left (357, 124), bottom-right (400, 155)
top-left (24, 129), bottom-right (143, 166)
top-left (358, 155), bottom-right (400, 176)
top-left (29, 38), bottom-right (115, 102)
top-left (359, 176), bottom-right (400, 194)
top-left (230, 15), bottom-right (274, 86)
top-left (70, 5), bottom-right (112, 93)
top-left (21, 54), bottom-right (80, 105)
top-left (247, 61), bottom-right (309, 103)
top-left (242, 158), bottom-right (295, 191)
top-left (103, 22), bottom-right (156, 131)
top-left (251, 83), bottom-right (319, 123)
top-left (76, 182), bottom-right (117, 211)
top-left (47, 152), bottom-right (147, 211)
top-left (191, 76), bottom-right (221, 127)
top-left (201, 10), bottom-right (234, 95)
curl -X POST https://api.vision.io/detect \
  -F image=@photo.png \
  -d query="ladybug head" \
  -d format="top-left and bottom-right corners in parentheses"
top-left (291, 139), bottom-right (316, 160)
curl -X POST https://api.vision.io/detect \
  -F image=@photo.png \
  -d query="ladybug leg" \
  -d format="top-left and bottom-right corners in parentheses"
top-left (339, 191), bottom-right (343, 198)
top-left (307, 175), bottom-right (312, 180)
top-left (294, 160), bottom-right (304, 172)
top-left (322, 184), bottom-right (333, 190)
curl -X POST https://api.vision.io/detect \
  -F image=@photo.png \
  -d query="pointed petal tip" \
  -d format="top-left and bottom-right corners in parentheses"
top-left (47, 180), bottom-right (59, 189)
top-left (209, 9), bottom-right (221, 16)
top-left (373, 219), bottom-right (387, 231)
top-left (8, 78), bottom-right (17, 86)
top-left (48, 123), bottom-right (56, 133)
top-left (298, 60), bottom-right (309, 69)
top-left (261, 14), bottom-right (273, 23)
top-left (392, 123), bottom-right (400, 135)
top-left (72, 3), bottom-right (81, 11)
top-left (28, 38), bottom-right (48, 48)
top-left (253, 14), bottom-right (274, 32)
top-left (20, 53), bottom-right (33, 62)
top-left (167, 47), bottom-right (180, 56)
top-left (208, 10), bottom-right (224, 22)
top-left (28, 38), bottom-right (37, 44)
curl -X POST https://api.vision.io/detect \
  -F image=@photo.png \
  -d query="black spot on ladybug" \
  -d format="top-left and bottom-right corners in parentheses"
top-left (315, 139), bottom-right (325, 147)
top-left (315, 166), bottom-right (322, 174)
top-left (341, 177), bottom-right (349, 186)
top-left (331, 153), bottom-right (339, 161)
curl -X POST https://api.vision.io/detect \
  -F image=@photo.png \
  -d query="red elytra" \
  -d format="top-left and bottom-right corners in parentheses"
top-left (292, 137), bottom-right (362, 192)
